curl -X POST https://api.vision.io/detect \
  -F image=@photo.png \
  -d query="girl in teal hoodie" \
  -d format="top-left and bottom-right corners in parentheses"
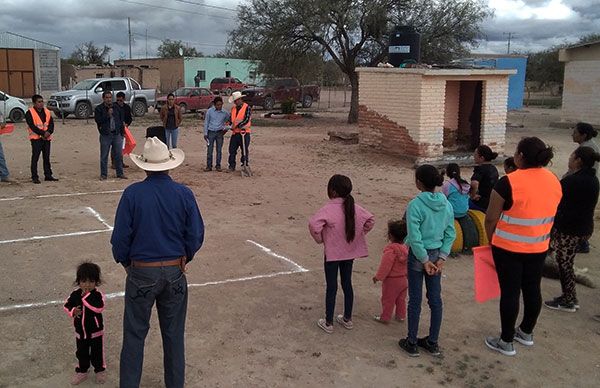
top-left (399, 165), bottom-right (456, 357)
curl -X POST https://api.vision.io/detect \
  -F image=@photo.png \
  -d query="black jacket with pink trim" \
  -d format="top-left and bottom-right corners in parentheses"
top-left (64, 288), bottom-right (105, 339)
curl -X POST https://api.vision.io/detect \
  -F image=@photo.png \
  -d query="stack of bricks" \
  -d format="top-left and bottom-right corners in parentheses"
top-left (356, 68), bottom-right (514, 163)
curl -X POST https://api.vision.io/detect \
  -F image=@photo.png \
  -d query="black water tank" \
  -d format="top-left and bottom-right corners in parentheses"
top-left (388, 26), bottom-right (421, 67)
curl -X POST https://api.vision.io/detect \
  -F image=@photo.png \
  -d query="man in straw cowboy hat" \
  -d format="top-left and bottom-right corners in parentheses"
top-left (227, 91), bottom-right (252, 174)
top-left (111, 137), bottom-right (204, 388)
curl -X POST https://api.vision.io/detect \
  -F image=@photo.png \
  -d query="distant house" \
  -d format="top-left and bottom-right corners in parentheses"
top-left (115, 57), bottom-right (259, 93)
top-left (0, 32), bottom-right (61, 97)
top-left (455, 54), bottom-right (527, 110)
top-left (559, 40), bottom-right (600, 125)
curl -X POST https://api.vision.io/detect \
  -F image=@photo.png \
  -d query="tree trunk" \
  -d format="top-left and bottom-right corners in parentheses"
top-left (347, 71), bottom-right (359, 124)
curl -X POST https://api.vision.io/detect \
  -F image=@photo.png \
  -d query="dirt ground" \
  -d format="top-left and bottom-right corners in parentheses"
top-left (0, 106), bottom-right (599, 388)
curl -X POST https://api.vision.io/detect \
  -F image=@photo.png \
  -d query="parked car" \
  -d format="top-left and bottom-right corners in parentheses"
top-left (0, 90), bottom-right (28, 122)
top-left (241, 78), bottom-right (320, 110)
top-left (155, 87), bottom-right (215, 114)
top-left (47, 77), bottom-right (156, 119)
top-left (210, 77), bottom-right (247, 96)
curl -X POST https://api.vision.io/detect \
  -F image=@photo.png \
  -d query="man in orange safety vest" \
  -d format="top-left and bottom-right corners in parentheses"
top-left (25, 94), bottom-right (58, 184)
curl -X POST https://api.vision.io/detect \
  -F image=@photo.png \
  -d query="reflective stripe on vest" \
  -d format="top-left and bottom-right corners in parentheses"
top-left (28, 107), bottom-right (52, 140)
top-left (499, 214), bottom-right (555, 226)
top-left (231, 103), bottom-right (251, 134)
top-left (491, 168), bottom-right (562, 253)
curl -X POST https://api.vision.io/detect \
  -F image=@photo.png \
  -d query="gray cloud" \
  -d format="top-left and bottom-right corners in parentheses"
top-left (0, 0), bottom-right (598, 58)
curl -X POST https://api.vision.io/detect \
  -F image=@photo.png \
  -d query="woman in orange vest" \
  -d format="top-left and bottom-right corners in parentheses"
top-left (25, 94), bottom-right (58, 184)
top-left (484, 137), bottom-right (562, 356)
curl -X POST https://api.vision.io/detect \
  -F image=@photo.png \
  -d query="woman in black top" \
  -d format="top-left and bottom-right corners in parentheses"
top-left (469, 145), bottom-right (499, 212)
top-left (544, 147), bottom-right (600, 312)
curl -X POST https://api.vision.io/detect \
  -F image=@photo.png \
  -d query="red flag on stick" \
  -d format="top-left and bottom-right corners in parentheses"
top-left (473, 246), bottom-right (500, 303)
top-left (0, 123), bottom-right (15, 135)
top-left (123, 126), bottom-right (136, 155)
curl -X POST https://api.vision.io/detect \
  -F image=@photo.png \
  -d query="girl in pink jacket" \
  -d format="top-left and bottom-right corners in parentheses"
top-left (309, 174), bottom-right (375, 334)
top-left (373, 220), bottom-right (409, 324)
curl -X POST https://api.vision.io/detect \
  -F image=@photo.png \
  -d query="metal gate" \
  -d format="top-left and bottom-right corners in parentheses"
top-left (0, 48), bottom-right (35, 97)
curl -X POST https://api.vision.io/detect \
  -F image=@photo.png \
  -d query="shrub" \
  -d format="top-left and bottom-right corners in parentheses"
top-left (281, 97), bottom-right (297, 114)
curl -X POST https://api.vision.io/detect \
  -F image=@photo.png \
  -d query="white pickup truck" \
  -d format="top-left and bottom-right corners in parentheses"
top-left (47, 77), bottom-right (156, 119)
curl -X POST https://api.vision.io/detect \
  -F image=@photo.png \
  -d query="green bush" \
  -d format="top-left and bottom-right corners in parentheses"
top-left (281, 97), bottom-right (297, 114)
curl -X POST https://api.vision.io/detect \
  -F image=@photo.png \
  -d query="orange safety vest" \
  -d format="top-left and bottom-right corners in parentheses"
top-left (231, 103), bottom-right (251, 134)
top-left (491, 168), bottom-right (562, 253)
top-left (28, 107), bottom-right (52, 140)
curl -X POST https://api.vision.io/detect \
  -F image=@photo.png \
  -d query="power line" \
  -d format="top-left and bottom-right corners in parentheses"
top-left (173, 0), bottom-right (237, 12)
top-left (132, 32), bottom-right (227, 47)
top-left (118, 0), bottom-right (235, 20)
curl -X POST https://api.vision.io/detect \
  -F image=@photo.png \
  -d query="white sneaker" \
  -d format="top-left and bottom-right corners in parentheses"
top-left (317, 319), bottom-right (333, 334)
top-left (335, 314), bottom-right (353, 330)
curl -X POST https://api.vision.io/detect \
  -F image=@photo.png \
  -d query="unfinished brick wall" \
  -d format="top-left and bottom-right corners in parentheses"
top-left (356, 68), bottom-right (513, 162)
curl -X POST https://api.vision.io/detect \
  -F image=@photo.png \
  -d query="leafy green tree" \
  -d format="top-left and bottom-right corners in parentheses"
top-left (157, 39), bottom-right (202, 58)
top-left (228, 0), bottom-right (491, 123)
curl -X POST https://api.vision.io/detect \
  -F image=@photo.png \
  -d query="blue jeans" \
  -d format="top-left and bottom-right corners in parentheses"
top-left (407, 249), bottom-right (443, 344)
top-left (165, 127), bottom-right (179, 149)
top-left (120, 266), bottom-right (188, 388)
top-left (0, 139), bottom-right (9, 179)
top-left (324, 259), bottom-right (354, 324)
top-left (100, 133), bottom-right (124, 178)
top-left (206, 130), bottom-right (224, 168)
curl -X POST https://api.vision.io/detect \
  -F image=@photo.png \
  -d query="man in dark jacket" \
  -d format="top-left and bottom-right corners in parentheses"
top-left (94, 91), bottom-right (126, 180)
top-left (111, 92), bottom-right (132, 169)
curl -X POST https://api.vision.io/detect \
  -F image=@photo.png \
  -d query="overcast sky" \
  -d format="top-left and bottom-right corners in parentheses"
top-left (1, 0), bottom-right (598, 59)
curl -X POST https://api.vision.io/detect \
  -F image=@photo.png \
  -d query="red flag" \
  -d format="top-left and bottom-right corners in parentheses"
top-left (0, 123), bottom-right (15, 135)
top-left (473, 246), bottom-right (500, 303)
top-left (123, 126), bottom-right (136, 155)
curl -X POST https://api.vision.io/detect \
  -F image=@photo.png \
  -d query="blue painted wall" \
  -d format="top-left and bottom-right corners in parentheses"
top-left (469, 56), bottom-right (527, 110)
top-left (183, 57), bottom-right (260, 88)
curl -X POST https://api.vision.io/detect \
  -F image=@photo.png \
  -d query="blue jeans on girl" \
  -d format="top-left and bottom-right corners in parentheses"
top-left (324, 259), bottom-right (354, 324)
top-left (407, 249), bottom-right (443, 344)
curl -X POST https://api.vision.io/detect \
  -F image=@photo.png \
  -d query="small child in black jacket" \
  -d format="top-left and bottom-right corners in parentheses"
top-left (64, 262), bottom-right (106, 385)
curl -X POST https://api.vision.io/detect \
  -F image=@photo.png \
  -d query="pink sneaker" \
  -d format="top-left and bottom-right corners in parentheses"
top-left (71, 372), bottom-right (88, 385)
top-left (96, 371), bottom-right (107, 384)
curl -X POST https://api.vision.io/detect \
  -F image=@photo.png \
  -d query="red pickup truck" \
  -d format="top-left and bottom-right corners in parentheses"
top-left (155, 87), bottom-right (215, 114)
top-left (241, 78), bottom-right (320, 110)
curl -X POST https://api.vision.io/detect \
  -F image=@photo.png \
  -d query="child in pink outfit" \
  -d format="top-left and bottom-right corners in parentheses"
top-left (309, 174), bottom-right (375, 334)
top-left (373, 220), bottom-right (408, 323)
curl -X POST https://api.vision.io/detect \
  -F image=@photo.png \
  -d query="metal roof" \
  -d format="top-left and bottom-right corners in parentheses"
top-left (0, 32), bottom-right (60, 50)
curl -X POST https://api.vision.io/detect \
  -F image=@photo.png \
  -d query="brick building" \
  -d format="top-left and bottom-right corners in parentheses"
top-left (356, 67), bottom-right (515, 163)
top-left (559, 40), bottom-right (600, 126)
top-left (72, 65), bottom-right (160, 91)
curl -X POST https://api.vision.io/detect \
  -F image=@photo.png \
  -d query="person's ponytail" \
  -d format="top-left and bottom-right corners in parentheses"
top-left (344, 194), bottom-right (356, 243)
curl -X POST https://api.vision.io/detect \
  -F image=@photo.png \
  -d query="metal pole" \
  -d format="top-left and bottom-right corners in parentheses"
top-left (145, 28), bottom-right (148, 59)
top-left (128, 17), bottom-right (132, 59)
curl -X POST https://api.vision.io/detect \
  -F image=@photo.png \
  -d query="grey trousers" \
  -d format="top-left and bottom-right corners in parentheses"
top-left (120, 266), bottom-right (188, 388)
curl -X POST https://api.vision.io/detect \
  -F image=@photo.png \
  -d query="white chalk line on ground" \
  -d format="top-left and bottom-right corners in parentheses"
top-left (0, 242), bottom-right (308, 313)
top-left (0, 189), bottom-right (124, 202)
top-left (246, 239), bottom-right (309, 272)
top-left (0, 207), bottom-right (113, 245)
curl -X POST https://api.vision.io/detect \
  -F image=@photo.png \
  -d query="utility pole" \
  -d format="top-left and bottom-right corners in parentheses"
top-left (128, 17), bottom-right (132, 59)
top-left (145, 28), bottom-right (148, 58)
top-left (503, 32), bottom-right (515, 54)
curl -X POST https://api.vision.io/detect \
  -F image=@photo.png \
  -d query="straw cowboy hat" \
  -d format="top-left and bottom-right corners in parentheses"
top-left (130, 137), bottom-right (185, 171)
top-left (228, 91), bottom-right (245, 104)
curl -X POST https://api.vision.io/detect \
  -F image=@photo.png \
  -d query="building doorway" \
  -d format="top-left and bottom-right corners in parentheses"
top-left (443, 80), bottom-right (483, 153)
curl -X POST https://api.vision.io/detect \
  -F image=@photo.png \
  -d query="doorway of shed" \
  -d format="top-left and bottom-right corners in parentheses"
top-left (443, 80), bottom-right (483, 153)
